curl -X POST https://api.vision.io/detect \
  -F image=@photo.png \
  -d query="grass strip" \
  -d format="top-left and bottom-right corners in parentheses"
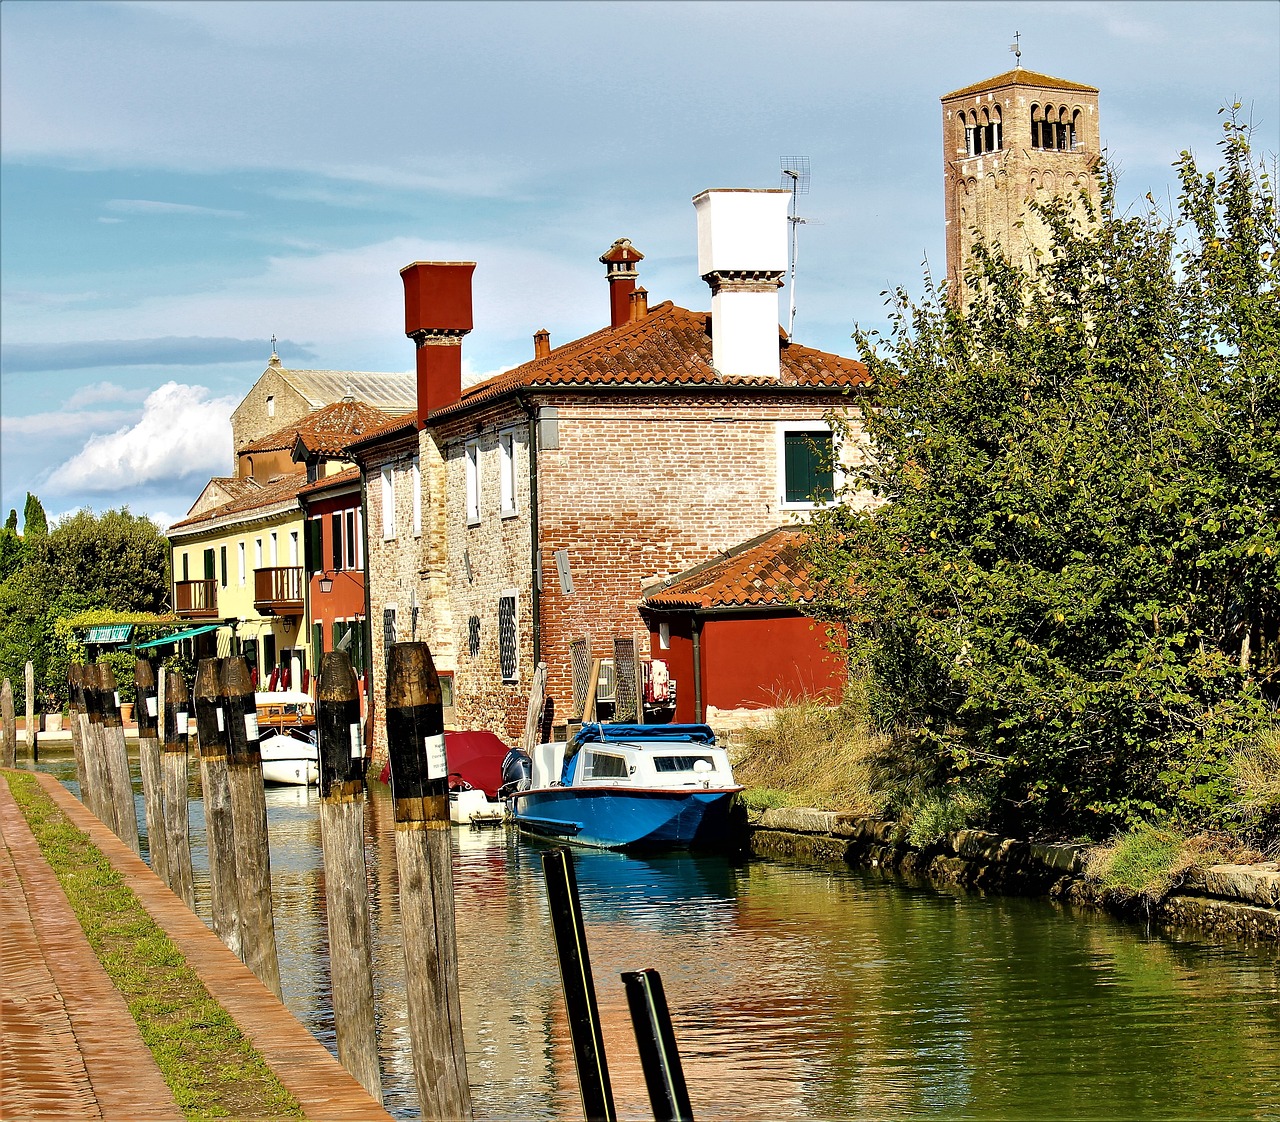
top-left (6, 771), bottom-right (303, 1121)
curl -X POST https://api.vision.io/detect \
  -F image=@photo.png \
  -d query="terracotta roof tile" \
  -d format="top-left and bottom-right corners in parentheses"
top-left (343, 412), bottom-right (419, 456)
top-left (431, 301), bottom-right (868, 419)
top-left (296, 465), bottom-right (361, 499)
top-left (942, 68), bottom-right (1098, 100)
top-left (240, 401), bottom-right (400, 455)
top-left (168, 469), bottom-right (308, 532)
top-left (642, 527), bottom-right (819, 611)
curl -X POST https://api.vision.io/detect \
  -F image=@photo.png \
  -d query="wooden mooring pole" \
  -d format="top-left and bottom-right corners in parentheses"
top-left (97, 661), bottom-right (141, 855)
top-left (1, 678), bottom-right (15, 769)
top-left (621, 969), bottom-right (694, 1122)
top-left (542, 846), bottom-right (617, 1122)
top-left (194, 657), bottom-right (241, 959)
top-left (77, 664), bottom-right (110, 824)
top-left (317, 649), bottom-right (382, 1101)
top-left (385, 641), bottom-right (471, 1121)
top-left (135, 659), bottom-right (170, 887)
top-left (24, 660), bottom-right (37, 764)
top-left (161, 670), bottom-right (196, 910)
top-left (67, 665), bottom-right (88, 794)
top-left (222, 655), bottom-right (283, 1000)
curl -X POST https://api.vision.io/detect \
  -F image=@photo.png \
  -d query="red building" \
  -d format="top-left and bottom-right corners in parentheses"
top-left (640, 527), bottom-right (848, 723)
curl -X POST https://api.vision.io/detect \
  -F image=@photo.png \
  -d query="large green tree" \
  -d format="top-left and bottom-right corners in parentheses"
top-left (807, 113), bottom-right (1278, 840)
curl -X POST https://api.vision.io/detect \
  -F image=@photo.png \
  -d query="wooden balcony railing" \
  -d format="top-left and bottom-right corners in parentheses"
top-left (175, 579), bottom-right (218, 618)
top-left (254, 566), bottom-right (304, 615)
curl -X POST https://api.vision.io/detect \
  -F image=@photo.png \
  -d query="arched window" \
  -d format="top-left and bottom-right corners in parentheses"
top-left (964, 110), bottom-right (977, 157)
top-left (993, 105), bottom-right (1003, 151)
top-left (1031, 103), bottom-right (1043, 149)
top-left (1070, 108), bottom-right (1081, 150)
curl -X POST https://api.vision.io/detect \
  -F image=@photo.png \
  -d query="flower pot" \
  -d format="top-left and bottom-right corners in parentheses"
top-left (120, 702), bottom-right (134, 726)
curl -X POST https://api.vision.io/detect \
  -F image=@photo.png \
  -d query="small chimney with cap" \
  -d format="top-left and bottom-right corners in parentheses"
top-left (600, 238), bottom-right (644, 329)
top-left (533, 328), bottom-right (551, 359)
top-left (693, 189), bottom-right (789, 379)
top-left (400, 261), bottom-right (475, 426)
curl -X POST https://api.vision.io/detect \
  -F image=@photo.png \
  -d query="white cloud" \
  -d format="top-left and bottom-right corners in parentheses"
top-left (103, 198), bottom-right (245, 218)
top-left (65, 381), bottom-right (148, 408)
top-left (1, 408), bottom-right (140, 437)
top-left (45, 381), bottom-right (237, 494)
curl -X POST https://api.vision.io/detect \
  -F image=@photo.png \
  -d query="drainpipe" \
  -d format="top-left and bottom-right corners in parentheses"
top-left (358, 466), bottom-right (374, 734)
top-left (691, 614), bottom-right (704, 723)
top-left (516, 394), bottom-right (541, 666)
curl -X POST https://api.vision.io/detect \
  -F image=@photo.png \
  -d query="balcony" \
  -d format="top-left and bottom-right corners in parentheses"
top-left (175, 579), bottom-right (218, 619)
top-left (254, 566), bottom-right (304, 615)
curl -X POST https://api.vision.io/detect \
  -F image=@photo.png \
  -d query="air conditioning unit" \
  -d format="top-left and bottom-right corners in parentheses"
top-left (594, 659), bottom-right (616, 703)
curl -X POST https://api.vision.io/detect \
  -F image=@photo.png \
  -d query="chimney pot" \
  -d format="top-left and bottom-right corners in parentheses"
top-left (629, 287), bottom-right (649, 322)
top-left (601, 238), bottom-right (644, 329)
top-left (533, 328), bottom-right (551, 359)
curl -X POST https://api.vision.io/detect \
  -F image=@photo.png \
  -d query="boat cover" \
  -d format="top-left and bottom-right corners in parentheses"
top-left (570, 723), bottom-right (717, 751)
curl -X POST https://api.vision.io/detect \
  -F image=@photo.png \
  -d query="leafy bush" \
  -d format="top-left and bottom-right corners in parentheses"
top-left (1228, 726), bottom-right (1280, 853)
top-left (903, 788), bottom-right (985, 848)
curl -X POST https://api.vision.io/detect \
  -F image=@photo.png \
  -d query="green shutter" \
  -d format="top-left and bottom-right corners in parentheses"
top-left (784, 430), bottom-right (834, 503)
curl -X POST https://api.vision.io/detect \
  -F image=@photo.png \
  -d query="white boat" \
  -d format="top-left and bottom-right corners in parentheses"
top-left (259, 728), bottom-right (319, 786)
top-left (449, 783), bottom-right (506, 826)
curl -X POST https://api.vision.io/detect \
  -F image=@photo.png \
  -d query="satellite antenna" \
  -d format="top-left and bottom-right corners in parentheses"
top-left (780, 156), bottom-right (810, 339)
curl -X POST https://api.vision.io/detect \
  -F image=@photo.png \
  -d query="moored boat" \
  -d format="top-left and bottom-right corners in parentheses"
top-left (504, 723), bottom-right (744, 850)
top-left (255, 691), bottom-right (319, 785)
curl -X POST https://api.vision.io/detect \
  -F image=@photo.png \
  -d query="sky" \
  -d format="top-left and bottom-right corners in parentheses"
top-left (2, 1), bottom-right (1277, 532)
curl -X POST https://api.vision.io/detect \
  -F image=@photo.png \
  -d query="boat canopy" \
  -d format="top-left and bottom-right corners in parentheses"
top-left (570, 723), bottom-right (717, 751)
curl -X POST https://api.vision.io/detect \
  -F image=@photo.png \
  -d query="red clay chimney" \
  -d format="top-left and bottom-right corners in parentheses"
top-left (400, 261), bottom-right (475, 427)
top-left (629, 286), bottom-right (649, 322)
top-left (533, 328), bottom-right (551, 359)
top-left (599, 238), bottom-right (644, 329)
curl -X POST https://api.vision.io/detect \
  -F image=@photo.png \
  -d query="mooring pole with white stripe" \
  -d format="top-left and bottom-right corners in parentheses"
top-left (194, 657), bottom-right (241, 959)
top-left (317, 648), bottom-right (382, 1101)
top-left (385, 641), bottom-right (471, 1122)
top-left (135, 659), bottom-right (171, 887)
top-left (161, 669), bottom-right (196, 910)
top-left (97, 661), bottom-right (141, 855)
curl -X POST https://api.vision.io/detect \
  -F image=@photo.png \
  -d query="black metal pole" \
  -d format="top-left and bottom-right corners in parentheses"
top-left (541, 846), bottom-right (616, 1122)
top-left (622, 969), bottom-right (695, 1122)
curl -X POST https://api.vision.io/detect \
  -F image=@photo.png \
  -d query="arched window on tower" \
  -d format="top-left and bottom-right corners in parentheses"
top-left (993, 105), bottom-right (1003, 151)
top-left (1030, 104), bottom-right (1043, 149)
top-left (1070, 108), bottom-right (1081, 150)
top-left (1054, 106), bottom-right (1069, 151)
top-left (964, 111), bottom-right (977, 157)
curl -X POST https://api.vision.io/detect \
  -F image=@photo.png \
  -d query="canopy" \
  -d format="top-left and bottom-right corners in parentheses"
top-left (85, 624), bottom-right (133, 644)
top-left (133, 623), bottom-right (221, 649)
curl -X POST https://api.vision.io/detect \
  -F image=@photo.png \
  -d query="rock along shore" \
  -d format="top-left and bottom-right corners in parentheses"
top-left (748, 807), bottom-right (1280, 942)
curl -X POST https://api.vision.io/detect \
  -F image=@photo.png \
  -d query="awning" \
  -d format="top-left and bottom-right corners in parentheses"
top-left (134, 623), bottom-right (222, 649)
top-left (85, 624), bottom-right (133, 644)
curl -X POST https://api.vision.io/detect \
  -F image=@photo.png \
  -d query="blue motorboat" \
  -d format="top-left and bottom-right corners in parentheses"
top-left (503, 723), bottom-right (744, 851)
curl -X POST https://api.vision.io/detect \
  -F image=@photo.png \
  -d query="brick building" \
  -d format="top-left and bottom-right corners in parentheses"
top-left (942, 64), bottom-right (1101, 291)
top-left (350, 189), bottom-right (872, 754)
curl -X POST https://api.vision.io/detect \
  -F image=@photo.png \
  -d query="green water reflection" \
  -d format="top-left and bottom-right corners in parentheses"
top-left (39, 751), bottom-right (1279, 1120)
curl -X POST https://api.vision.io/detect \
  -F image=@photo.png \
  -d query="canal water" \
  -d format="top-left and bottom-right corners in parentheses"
top-left (38, 749), bottom-right (1280, 1120)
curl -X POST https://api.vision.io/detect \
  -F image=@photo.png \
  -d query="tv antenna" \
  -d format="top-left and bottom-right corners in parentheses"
top-left (780, 156), bottom-right (810, 339)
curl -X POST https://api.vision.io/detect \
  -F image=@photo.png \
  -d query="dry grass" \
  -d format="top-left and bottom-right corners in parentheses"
top-left (1086, 824), bottom-right (1268, 906)
top-left (730, 690), bottom-right (890, 815)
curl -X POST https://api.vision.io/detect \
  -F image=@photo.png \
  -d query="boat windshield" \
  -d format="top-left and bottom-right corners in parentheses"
top-left (653, 755), bottom-right (716, 773)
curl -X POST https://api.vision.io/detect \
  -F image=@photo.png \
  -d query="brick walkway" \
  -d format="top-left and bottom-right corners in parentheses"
top-left (1, 770), bottom-right (394, 1121)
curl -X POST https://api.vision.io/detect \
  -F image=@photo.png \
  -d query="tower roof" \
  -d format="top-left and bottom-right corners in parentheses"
top-left (942, 67), bottom-right (1098, 100)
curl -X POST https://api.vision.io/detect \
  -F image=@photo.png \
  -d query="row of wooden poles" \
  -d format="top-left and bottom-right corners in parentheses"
top-left (1, 643), bottom-right (471, 1119)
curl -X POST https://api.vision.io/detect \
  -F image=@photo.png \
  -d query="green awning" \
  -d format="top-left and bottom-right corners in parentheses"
top-left (134, 623), bottom-right (221, 649)
top-left (85, 624), bottom-right (133, 644)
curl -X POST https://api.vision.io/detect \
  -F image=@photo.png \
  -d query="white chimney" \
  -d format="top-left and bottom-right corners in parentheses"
top-left (693, 189), bottom-right (790, 379)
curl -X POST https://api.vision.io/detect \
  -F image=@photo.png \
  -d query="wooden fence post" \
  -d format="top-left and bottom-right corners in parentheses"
top-left (67, 665), bottom-right (88, 794)
top-left (1, 678), bottom-right (15, 769)
top-left (134, 659), bottom-right (170, 887)
top-left (222, 656), bottom-right (283, 1000)
top-left (78, 664), bottom-right (110, 824)
top-left (162, 670), bottom-right (196, 910)
top-left (317, 649), bottom-right (383, 1101)
top-left (385, 641), bottom-right (471, 1121)
top-left (194, 657), bottom-right (242, 959)
top-left (25, 659), bottom-right (39, 763)
top-left (97, 661), bottom-right (141, 855)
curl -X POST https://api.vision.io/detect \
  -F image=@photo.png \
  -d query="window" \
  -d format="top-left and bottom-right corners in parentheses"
top-left (585, 751), bottom-right (629, 780)
top-left (345, 509), bottom-right (358, 569)
top-left (780, 425), bottom-right (836, 507)
top-left (465, 440), bottom-right (480, 525)
top-left (203, 548), bottom-right (215, 581)
top-left (219, 545), bottom-right (228, 588)
top-left (331, 512), bottom-right (343, 570)
top-left (654, 755), bottom-right (715, 773)
top-left (266, 394), bottom-right (275, 418)
top-left (269, 532), bottom-right (278, 566)
top-left (289, 530), bottom-right (299, 567)
top-left (498, 592), bottom-right (518, 682)
top-left (381, 466), bottom-right (396, 539)
top-left (238, 542), bottom-right (246, 586)
top-left (182, 552), bottom-right (189, 582)
top-left (255, 538), bottom-right (263, 569)
top-left (499, 430), bottom-right (517, 516)
top-left (658, 622), bottom-right (670, 650)
top-left (382, 605), bottom-right (397, 668)
top-left (306, 518), bottom-right (323, 576)
top-left (411, 456), bottom-right (422, 537)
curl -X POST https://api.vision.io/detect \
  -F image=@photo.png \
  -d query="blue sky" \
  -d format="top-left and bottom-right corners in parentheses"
top-left (2, 0), bottom-right (1277, 530)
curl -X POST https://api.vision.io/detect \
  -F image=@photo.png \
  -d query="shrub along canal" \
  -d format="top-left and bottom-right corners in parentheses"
top-left (38, 748), bottom-right (1279, 1120)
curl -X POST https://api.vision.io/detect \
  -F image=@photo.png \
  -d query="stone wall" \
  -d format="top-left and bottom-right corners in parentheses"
top-left (750, 808), bottom-right (1280, 942)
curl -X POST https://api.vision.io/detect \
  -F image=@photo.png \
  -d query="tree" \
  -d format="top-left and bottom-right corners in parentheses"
top-left (22, 493), bottom-right (47, 538)
top-left (806, 113), bottom-right (1278, 840)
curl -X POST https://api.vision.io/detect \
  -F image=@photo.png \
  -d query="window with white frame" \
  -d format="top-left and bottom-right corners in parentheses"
top-left (778, 422), bottom-right (838, 509)
top-left (289, 530), bottom-right (299, 566)
top-left (238, 541), bottom-right (246, 586)
top-left (270, 531), bottom-right (278, 565)
top-left (255, 538), bottom-right (263, 568)
top-left (411, 455), bottom-right (422, 537)
top-left (498, 591), bottom-right (518, 682)
top-left (381, 465), bottom-right (396, 540)
top-left (346, 508), bottom-right (359, 569)
top-left (498, 429), bottom-right (517, 517)
top-left (465, 440), bottom-right (480, 525)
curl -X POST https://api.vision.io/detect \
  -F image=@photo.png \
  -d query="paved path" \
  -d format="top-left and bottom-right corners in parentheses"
top-left (1, 770), bottom-right (395, 1121)
top-left (0, 776), bottom-right (181, 1120)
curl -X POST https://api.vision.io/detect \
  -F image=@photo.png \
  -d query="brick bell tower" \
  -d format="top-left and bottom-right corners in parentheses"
top-left (942, 58), bottom-right (1100, 294)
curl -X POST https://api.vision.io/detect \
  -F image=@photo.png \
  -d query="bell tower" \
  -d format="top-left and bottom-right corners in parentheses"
top-left (942, 63), bottom-right (1100, 293)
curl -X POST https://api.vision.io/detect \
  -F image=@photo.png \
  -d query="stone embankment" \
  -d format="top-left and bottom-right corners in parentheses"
top-left (749, 808), bottom-right (1280, 942)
